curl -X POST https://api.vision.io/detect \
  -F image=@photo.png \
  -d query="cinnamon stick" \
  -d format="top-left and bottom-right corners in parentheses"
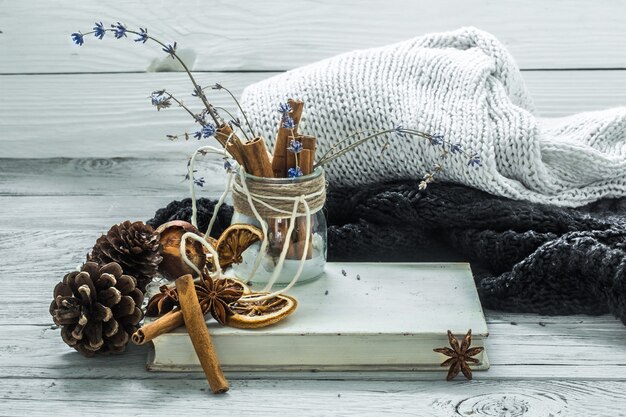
top-left (216, 123), bottom-right (246, 167)
top-left (269, 99), bottom-right (304, 254)
top-left (290, 99), bottom-right (305, 134)
top-left (301, 135), bottom-right (317, 156)
top-left (131, 310), bottom-right (184, 345)
top-left (271, 99), bottom-right (304, 178)
top-left (286, 151), bottom-right (296, 172)
top-left (294, 148), bottom-right (313, 175)
top-left (177, 274), bottom-right (229, 394)
top-left (241, 137), bottom-right (273, 177)
top-left (286, 147), bottom-right (314, 259)
top-left (286, 135), bottom-right (315, 174)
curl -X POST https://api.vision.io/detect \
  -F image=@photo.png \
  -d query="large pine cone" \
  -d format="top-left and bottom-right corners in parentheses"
top-left (89, 220), bottom-right (162, 292)
top-left (49, 262), bottom-right (144, 357)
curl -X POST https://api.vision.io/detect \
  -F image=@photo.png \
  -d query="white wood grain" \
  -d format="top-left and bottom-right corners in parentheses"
top-left (2, 70), bottom-right (625, 159)
top-left (0, 72), bottom-right (268, 159)
top-left (1, 320), bottom-right (625, 381)
top-left (1, 377), bottom-right (625, 416)
top-left (0, 196), bottom-right (191, 230)
top-left (2, 0), bottom-right (626, 74)
top-left (0, 158), bottom-right (226, 196)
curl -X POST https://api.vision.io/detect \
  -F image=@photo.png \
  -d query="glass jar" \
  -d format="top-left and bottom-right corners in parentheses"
top-left (230, 168), bottom-right (327, 286)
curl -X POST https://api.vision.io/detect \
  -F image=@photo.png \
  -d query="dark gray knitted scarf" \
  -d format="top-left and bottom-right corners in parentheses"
top-left (148, 181), bottom-right (626, 325)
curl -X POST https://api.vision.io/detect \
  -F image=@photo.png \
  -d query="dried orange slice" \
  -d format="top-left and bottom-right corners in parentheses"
top-left (220, 277), bottom-right (252, 296)
top-left (215, 224), bottom-right (263, 269)
top-left (226, 293), bottom-right (297, 329)
top-left (205, 235), bottom-right (218, 248)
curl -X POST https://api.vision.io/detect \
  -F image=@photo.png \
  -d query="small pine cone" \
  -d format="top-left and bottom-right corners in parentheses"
top-left (89, 220), bottom-right (162, 292)
top-left (49, 262), bottom-right (144, 357)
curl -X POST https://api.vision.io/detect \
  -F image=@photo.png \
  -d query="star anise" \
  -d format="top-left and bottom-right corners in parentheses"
top-left (195, 277), bottom-right (243, 325)
top-left (146, 284), bottom-right (179, 316)
top-left (145, 278), bottom-right (244, 325)
top-left (433, 329), bottom-right (484, 380)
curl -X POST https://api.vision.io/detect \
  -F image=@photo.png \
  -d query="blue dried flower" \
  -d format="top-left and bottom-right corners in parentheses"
top-left (450, 143), bottom-right (463, 154)
top-left (282, 116), bottom-right (296, 130)
top-left (193, 131), bottom-right (202, 140)
top-left (184, 166), bottom-right (197, 181)
top-left (394, 124), bottom-right (406, 137)
top-left (71, 32), bottom-right (84, 46)
top-left (162, 42), bottom-right (177, 58)
top-left (150, 91), bottom-right (171, 110)
top-left (111, 22), bottom-right (127, 39)
top-left (191, 85), bottom-right (205, 98)
top-left (195, 111), bottom-right (207, 125)
top-left (134, 27), bottom-right (148, 43)
top-left (151, 90), bottom-right (164, 105)
top-left (93, 22), bottom-right (106, 40)
top-left (194, 177), bottom-right (206, 187)
top-left (211, 83), bottom-right (223, 90)
top-left (278, 102), bottom-right (292, 115)
top-left (201, 123), bottom-right (216, 138)
top-left (287, 166), bottom-right (303, 178)
top-left (468, 153), bottom-right (482, 167)
top-left (430, 134), bottom-right (444, 146)
top-left (287, 139), bottom-right (303, 153)
top-left (229, 118), bottom-right (242, 129)
top-left (223, 159), bottom-right (234, 173)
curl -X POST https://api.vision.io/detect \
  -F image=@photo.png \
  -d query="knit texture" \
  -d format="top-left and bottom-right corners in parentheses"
top-left (239, 27), bottom-right (626, 207)
top-left (148, 187), bottom-right (626, 324)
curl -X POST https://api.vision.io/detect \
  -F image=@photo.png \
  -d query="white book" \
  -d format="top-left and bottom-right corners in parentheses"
top-left (147, 262), bottom-right (489, 372)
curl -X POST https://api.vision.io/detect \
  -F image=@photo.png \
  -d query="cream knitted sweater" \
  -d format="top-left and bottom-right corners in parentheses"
top-left (239, 27), bottom-right (626, 207)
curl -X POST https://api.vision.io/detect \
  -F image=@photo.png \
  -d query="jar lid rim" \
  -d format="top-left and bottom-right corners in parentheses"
top-left (240, 167), bottom-right (324, 184)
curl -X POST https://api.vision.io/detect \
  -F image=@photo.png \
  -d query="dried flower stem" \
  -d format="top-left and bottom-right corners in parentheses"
top-left (214, 106), bottom-right (251, 140)
top-left (291, 128), bottom-right (299, 169)
top-left (317, 128), bottom-right (372, 162)
top-left (208, 84), bottom-right (255, 139)
top-left (187, 145), bottom-right (228, 228)
top-left (314, 128), bottom-right (476, 168)
top-left (315, 128), bottom-right (395, 167)
top-left (161, 91), bottom-right (202, 122)
top-left (81, 28), bottom-right (222, 125)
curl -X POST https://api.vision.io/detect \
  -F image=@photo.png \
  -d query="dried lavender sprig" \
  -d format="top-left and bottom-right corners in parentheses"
top-left (315, 127), bottom-right (481, 168)
top-left (166, 132), bottom-right (192, 141)
top-left (419, 164), bottom-right (444, 190)
top-left (317, 128), bottom-right (376, 162)
top-left (213, 106), bottom-right (251, 140)
top-left (72, 24), bottom-right (222, 126)
top-left (314, 128), bottom-right (397, 168)
top-left (153, 90), bottom-right (201, 123)
top-left (209, 84), bottom-right (255, 139)
top-left (400, 128), bottom-right (477, 160)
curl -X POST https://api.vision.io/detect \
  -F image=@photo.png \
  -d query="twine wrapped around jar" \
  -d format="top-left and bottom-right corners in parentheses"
top-left (232, 169), bottom-right (327, 219)
top-left (184, 146), bottom-right (327, 300)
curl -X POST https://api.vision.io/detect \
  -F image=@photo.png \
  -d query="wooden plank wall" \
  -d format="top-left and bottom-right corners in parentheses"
top-left (1, 0), bottom-right (625, 159)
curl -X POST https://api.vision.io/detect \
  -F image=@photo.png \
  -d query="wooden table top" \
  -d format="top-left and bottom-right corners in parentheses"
top-left (1, 158), bottom-right (625, 416)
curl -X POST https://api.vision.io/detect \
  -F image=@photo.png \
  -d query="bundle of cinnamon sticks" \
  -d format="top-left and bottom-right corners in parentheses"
top-left (221, 99), bottom-right (317, 260)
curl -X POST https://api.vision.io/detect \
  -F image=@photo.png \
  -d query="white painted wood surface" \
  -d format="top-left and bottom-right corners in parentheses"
top-left (2, 0), bottom-right (626, 73)
top-left (2, 158), bottom-right (626, 415)
top-left (2, 0), bottom-right (626, 414)
top-left (2, 71), bottom-right (626, 158)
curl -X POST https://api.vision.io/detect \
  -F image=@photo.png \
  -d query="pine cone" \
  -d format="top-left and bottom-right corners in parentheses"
top-left (49, 262), bottom-right (144, 357)
top-left (89, 220), bottom-right (162, 292)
